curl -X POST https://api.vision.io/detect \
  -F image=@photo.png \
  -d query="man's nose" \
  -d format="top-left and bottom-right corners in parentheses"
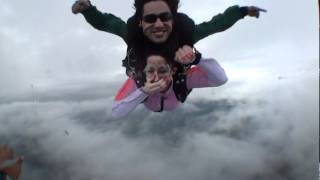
top-left (153, 18), bottom-right (164, 27)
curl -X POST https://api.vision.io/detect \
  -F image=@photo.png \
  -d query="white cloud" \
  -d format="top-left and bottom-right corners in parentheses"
top-left (0, 0), bottom-right (318, 179)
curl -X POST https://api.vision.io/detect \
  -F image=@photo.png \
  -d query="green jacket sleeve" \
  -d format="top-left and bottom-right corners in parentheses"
top-left (81, 6), bottom-right (128, 44)
top-left (193, 5), bottom-right (247, 43)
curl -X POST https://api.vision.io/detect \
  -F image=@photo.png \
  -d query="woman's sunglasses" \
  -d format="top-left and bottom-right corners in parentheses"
top-left (142, 12), bottom-right (173, 23)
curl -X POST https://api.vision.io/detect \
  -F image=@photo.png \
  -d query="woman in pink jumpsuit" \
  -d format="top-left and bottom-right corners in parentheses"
top-left (112, 46), bottom-right (228, 118)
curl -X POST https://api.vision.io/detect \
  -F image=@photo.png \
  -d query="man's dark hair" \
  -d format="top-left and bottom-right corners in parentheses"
top-left (123, 0), bottom-right (195, 87)
top-left (124, 12), bottom-right (195, 88)
top-left (133, 0), bottom-right (180, 17)
top-left (126, 13), bottom-right (194, 73)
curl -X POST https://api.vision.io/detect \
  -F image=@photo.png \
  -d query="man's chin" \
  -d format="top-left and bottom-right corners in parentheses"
top-left (150, 36), bottom-right (168, 44)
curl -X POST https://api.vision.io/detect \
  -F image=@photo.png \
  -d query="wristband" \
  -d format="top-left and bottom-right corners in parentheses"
top-left (189, 48), bottom-right (201, 65)
top-left (240, 6), bottom-right (249, 17)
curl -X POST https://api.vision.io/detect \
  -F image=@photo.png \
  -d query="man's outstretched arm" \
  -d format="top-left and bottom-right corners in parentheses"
top-left (194, 5), bottom-right (266, 43)
top-left (72, 0), bottom-right (128, 43)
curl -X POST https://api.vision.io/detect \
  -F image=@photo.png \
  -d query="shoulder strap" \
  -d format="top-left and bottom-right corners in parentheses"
top-left (173, 73), bottom-right (192, 103)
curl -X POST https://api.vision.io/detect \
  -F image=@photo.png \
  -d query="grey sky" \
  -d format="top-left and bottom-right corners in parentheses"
top-left (0, 0), bottom-right (318, 179)
top-left (0, 0), bottom-right (318, 93)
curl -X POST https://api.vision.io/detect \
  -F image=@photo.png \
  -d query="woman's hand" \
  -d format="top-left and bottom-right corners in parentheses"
top-left (141, 79), bottom-right (167, 95)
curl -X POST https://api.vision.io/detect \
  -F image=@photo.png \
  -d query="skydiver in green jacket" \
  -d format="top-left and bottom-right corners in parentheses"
top-left (72, 0), bottom-right (266, 44)
top-left (71, 0), bottom-right (266, 78)
top-left (71, 0), bottom-right (266, 102)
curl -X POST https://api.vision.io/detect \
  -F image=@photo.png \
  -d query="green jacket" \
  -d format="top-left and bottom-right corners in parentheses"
top-left (81, 5), bottom-right (247, 44)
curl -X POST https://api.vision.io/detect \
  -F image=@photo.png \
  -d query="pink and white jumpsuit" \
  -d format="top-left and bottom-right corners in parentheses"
top-left (112, 58), bottom-right (228, 118)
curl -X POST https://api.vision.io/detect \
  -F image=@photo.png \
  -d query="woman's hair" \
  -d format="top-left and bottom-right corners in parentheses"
top-left (133, 0), bottom-right (180, 18)
top-left (143, 47), bottom-right (175, 68)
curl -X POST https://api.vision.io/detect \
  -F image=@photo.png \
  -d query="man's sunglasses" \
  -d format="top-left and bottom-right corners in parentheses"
top-left (142, 12), bottom-right (173, 23)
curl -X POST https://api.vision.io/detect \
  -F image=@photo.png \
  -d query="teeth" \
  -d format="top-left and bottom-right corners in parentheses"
top-left (153, 31), bottom-right (165, 36)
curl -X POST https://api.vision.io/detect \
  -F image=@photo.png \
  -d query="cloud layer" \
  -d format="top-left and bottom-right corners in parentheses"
top-left (0, 0), bottom-right (318, 179)
top-left (0, 73), bottom-right (318, 179)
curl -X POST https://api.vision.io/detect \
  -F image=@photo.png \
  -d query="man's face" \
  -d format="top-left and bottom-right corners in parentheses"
top-left (140, 1), bottom-right (173, 44)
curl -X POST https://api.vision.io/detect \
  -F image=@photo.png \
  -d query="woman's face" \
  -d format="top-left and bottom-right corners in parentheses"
top-left (144, 55), bottom-right (173, 88)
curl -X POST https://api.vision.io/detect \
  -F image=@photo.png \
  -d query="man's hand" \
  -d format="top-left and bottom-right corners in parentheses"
top-left (247, 6), bottom-right (267, 18)
top-left (72, 0), bottom-right (91, 14)
top-left (0, 145), bottom-right (23, 180)
top-left (141, 79), bottom-right (167, 95)
top-left (175, 45), bottom-right (195, 65)
top-left (3, 157), bottom-right (23, 180)
top-left (0, 145), bottom-right (13, 164)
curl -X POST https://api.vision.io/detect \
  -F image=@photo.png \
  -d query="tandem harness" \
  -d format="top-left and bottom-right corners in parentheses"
top-left (122, 48), bottom-right (202, 108)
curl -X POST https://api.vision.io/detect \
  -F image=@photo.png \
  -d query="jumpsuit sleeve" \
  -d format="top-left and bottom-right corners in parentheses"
top-left (81, 5), bottom-right (128, 43)
top-left (193, 5), bottom-right (248, 43)
top-left (112, 78), bottom-right (149, 118)
top-left (186, 58), bottom-right (228, 89)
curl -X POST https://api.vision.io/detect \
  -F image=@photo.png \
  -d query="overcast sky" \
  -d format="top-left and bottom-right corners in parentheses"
top-left (0, 0), bottom-right (319, 179)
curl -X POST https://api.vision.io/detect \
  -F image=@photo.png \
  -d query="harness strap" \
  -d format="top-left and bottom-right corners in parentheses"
top-left (155, 96), bottom-right (165, 112)
top-left (173, 73), bottom-right (192, 103)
